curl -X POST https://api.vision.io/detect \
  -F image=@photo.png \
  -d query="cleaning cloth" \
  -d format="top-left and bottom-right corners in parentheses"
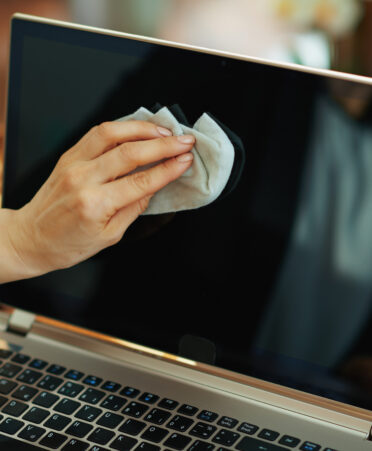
top-left (118, 106), bottom-right (236, 215)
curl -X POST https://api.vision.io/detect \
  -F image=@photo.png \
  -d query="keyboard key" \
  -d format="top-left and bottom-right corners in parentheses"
top-left (139, 392), bottom-right (159, 404)
top-left (120, 386), bottom-right (140, 398)
top-left (0, 397), bottom-right (7, 408)
top-left (66, 420), bottom-right (94, 438)
top-left (38, 375), bottom-right (64, 391)
top-left (47, 364), bottom-right (66, 375)
top-left (278, 435), bottom-right (300, 447)
top-left (238, 422), bottom-right (259, 435)
top-left (0, 350), bottom-right (13, 359)
top-left (144, 408), bottom-right (171, 425)
top-left (83, 376), bottom-right (103, 387)
top-left (11, 353), bottom-right (30, 364)
top-left (62, 438), bottom-right (89, 450)
top-left (119, 418), bottom-right (146, 435)
top-left (44, 413), bottom-right (72, 431)
top-left (59, 382), bottom-right (85, 398)
top-left (167, 415), bottom-right (194, 432)
top-left (29, 359), bottom-right (48, 370)
top-left (0, 378), bottom-right (17, 394)
top-left (90, 447), bottom-right (109, 451)
top-left (97, 411), bottom-right (124, 429)
top-left (23, 406), bottom-right (50, 424)
top-left (79, 388), bottom-right (105, 405)
top-left (236, 436), bottom-right (289, 451)
top-left (197, 410), bottom-right (218, 423)
top-left (212, 429), bottom-right (240, 446)
top-left (0, 363), bottom-right (22, 378)
top-left (40, 430), bottom-right (68, 448)
top-left (141, 425), bottom-right (168, 443)
top-left (135, 443), bottom-right (160, 451)
top-left (258, 429), bottom-right (280, 441)
top-left (65, 370), bottom-right (84, 381)
top-left (178, 404), bottom-right (198, 416)
top-left (12, 385), bottom-right (38, 401)
top-left (75, 405), bottom-right (102, 422)
top-left (0, 396), bottom-right (8, 412)
top-left (0, 432), bottom-right (44, 449)
top-left (300, 442), bottom-right (321, 451)
top-left (54, 398), bottom-right (81, 415)
top-left (2, 399), bottom-right (28, 417)
top-left (83, 375), bottom-right (103, 387)
top-left (87, 427), bottom-right (115, 445)
top-left (18, 424), bottom-right (46, 442)
top-left (100, 394), bottom-right (126, 411)
top-left (123, 401), bottom-right (149, 418)
top-left (0, 417), bottom-right (24, 434)
top-left (217, 416), bottom-right (238, 428)
top-left (164, 432), bottom-right (192, 450)
top-left (190, 422), bottom-right (216, 439)
top-left (33, 391), bottom-right (59, 407)
top-left (101, 381), bottom-right (121, 392)
top-left (188, 440), bottom-right (215, 451)
top-left (17, 369), bottom-right (42, 384)
top-left (158, 398), bottom-right (179, 410)
top-left (110, 434), bottom-right (138, 450)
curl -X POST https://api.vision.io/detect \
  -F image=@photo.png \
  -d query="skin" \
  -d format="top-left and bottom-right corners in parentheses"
top-left (0, 120), bottom-right (195, 283)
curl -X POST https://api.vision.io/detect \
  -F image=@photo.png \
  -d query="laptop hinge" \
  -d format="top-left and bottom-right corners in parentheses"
top-left (368, 427), bottom-right (372, 441)
top-left (6, 309), bottom-right (36, 336)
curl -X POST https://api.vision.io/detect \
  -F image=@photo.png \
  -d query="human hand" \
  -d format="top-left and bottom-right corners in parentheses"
top-left (3, 120), bottom-right (194, 281)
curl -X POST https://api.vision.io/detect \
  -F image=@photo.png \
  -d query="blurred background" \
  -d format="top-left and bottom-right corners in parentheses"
top-left (0, 0), bottom-right (371, 196)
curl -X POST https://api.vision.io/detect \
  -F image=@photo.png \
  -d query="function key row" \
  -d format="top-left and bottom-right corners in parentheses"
top-left (0, 359), bottom-right (286, 443)
top-left (0, 356), bottom-right (193, 408)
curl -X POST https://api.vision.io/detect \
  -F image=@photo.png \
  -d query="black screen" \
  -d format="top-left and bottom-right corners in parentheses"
top-left (3, 16), bottom-right (372, 412)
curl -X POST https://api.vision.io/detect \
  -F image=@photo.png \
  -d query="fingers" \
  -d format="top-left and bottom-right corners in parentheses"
top-left (92, 134), bottom-right (196, 183)
top-left (102, 195), bottom-right (154, 244)
top-left (69, 120), bottom-right (173, 161)
top-left (103, 151), bottom-right (194, 215)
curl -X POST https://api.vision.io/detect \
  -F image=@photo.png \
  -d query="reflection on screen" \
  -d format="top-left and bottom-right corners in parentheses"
top-left (3, 18), bottom-right (372, 411)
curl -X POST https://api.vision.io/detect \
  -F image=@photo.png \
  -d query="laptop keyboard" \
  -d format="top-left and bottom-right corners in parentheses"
top-left (0, 350), bottom-right (338, 451)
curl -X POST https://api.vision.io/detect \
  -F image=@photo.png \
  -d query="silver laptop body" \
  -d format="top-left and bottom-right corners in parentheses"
top-left (1, 13), bottom-right (372, 451)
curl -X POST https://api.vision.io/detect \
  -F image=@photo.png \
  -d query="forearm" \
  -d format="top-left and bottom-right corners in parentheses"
top-left (0, 208), bottom-right (37, 283)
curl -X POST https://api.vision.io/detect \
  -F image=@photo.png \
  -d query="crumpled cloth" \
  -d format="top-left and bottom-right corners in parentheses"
top-left (118, 106), bottom-right (235, 215)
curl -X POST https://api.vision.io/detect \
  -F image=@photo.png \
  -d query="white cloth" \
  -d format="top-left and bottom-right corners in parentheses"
top-left (118, 107), bottom-right (235, 215)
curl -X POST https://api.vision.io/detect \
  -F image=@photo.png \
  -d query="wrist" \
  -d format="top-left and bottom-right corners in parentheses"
top-left (0, 207), bottom-right (42, 283)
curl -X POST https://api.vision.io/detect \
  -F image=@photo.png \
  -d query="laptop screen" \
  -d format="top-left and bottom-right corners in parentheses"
top-left (3, 15), bottom-right (372, 412)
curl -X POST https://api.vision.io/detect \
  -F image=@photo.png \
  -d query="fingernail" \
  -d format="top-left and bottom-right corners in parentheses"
top-left (157, 126), bottom-right (172, 136)
top-left (176, 152), bottom-right (194, 163)
top-left (177, 134), bottom-right (195, 144)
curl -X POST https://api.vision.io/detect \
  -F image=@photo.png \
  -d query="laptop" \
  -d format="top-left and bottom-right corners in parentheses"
top-left (1, 12), bottom-right (372, 451)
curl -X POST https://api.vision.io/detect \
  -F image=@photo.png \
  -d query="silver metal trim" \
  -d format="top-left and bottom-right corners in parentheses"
top-left (10, 12), bottom-right (372, 86)
top-left (7, 308), bottom-right (35, 335)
